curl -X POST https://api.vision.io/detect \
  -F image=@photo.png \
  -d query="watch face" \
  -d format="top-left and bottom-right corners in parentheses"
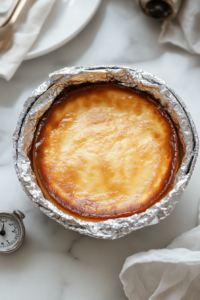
top-left (0, 213), bottom-right (24, 253)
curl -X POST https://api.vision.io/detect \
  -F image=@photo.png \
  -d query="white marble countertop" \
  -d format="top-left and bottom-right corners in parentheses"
top-left (0, 0), bottom-right (200, 299)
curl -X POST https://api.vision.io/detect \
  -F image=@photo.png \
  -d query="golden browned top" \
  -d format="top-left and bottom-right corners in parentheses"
top-left (33, 83), bottom-right (179, 220)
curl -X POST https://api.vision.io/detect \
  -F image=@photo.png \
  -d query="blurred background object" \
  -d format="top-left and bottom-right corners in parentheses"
top-left (138, 0), bottom-right (182, 20)
top-left (0, 0), bottom-right (28, 52)
top-left (0, 0), bottom-right (17, 14)
top-left (0, 0), bottom-right (19, 27)
top-left (0, 0), bottom-right (101, 80)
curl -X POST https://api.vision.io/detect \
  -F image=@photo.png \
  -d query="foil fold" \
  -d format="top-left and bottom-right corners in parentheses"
top-left (13, 66), bottom-right (199, 239)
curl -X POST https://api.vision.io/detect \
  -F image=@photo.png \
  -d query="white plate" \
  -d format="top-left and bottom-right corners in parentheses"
top-left (25, 0), bottom-right (101, 60)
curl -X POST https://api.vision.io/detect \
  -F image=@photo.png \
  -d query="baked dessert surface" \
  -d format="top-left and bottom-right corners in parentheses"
top-left (33, 83), bottom-right (179, 219)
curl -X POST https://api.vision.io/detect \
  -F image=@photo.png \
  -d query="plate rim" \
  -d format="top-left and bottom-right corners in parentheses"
top-left (25, 0), bottom-right (101, 60)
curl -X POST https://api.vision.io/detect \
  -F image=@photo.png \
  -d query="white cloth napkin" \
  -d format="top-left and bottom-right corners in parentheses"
top-left (0, 0), bottom-right (56, 80)
top-left (159, 0), bottom-right (200, 55)
top-left (120, 225), bottom-right (200, 300)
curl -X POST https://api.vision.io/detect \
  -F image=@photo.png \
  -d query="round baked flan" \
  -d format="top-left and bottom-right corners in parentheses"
top-left (33, 83), bottom-right (179, 220)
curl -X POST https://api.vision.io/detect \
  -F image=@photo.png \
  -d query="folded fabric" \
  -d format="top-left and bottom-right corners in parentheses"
top-left (0, 0), bottom-right (56, 81)
top-left (159, 0), bottom-right (200, 55)
top-left (120, 225), bottom-right (200, 300)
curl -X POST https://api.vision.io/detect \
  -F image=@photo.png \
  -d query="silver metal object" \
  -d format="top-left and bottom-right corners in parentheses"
top-left (0, 0), bottom-right (19, 27)
top-left (0, 0), bottom-right (28, 51)
top-left (138, 0), bottom-right (182, 20)
top-left (13, 66), bottom-right (199, 240)
top-left (0, 210), bottom-right (25, 254)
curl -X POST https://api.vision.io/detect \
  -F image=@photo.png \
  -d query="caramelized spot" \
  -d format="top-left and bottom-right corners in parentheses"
top-left (33, 83), bottom-right (179, 220)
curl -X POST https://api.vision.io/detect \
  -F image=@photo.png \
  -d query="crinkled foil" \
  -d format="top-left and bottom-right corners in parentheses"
top-left (13, 66), bottom-right (199, 239)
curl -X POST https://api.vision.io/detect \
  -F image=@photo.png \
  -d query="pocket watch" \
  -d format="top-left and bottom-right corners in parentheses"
top-left (0, 210), bottom-right (25, 254)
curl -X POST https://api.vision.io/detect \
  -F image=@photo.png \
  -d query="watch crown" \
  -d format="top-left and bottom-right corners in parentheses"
top-left (13, 210), bottom-right (25, 220)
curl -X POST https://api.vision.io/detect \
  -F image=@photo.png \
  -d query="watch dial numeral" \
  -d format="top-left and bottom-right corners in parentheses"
top-left (0, 215), bottom-right (22, 251)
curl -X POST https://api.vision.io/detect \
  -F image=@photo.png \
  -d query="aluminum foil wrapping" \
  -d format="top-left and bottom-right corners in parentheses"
top-left (13, 66), bottom-right (199, 239)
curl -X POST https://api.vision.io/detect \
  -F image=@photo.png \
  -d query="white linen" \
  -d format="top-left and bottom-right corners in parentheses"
top-left (0, 0), bottom-right (56, 80)
top-left (120, 225), bottom-right (200, 300)
top-left (159, 0), bottom-right (200, 55)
